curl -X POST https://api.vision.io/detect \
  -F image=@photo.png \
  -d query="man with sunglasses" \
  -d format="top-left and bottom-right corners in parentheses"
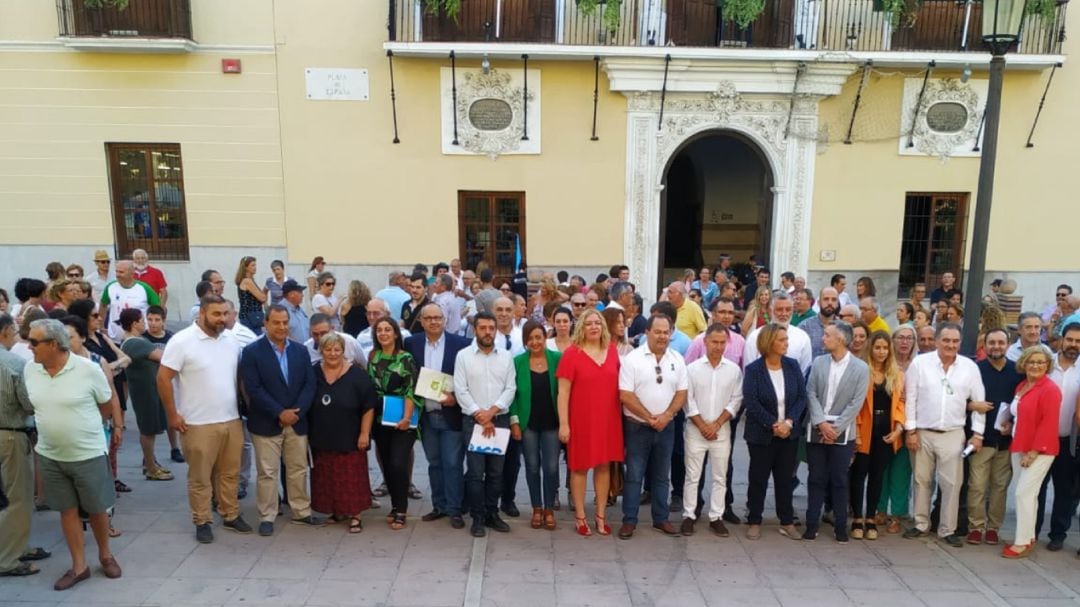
top-left (86, 250), bottom-right (114, 303)
top-left (23, 319), bottom-right (122, 590)
top-left (1042, 284), bottom-right (1073, 340)
top-left (617, 313), bottom-right (688, 539)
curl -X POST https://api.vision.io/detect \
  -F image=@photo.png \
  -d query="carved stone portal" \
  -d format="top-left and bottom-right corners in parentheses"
top-left (624, 83), bottom-right (824, 295)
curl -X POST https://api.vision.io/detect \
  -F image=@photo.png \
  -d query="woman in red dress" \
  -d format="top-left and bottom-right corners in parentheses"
top-left (557, 308), bottom-right (623, 537)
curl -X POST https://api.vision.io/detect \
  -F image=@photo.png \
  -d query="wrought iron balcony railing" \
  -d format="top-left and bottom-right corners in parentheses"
top-left (57, 0), bottom-right (193, 40)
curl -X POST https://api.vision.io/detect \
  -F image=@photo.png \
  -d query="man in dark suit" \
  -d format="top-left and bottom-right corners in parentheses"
top-left (239, 304), bottom-right (318, 537)
top-left (405, 303), bottom-right (471, 529)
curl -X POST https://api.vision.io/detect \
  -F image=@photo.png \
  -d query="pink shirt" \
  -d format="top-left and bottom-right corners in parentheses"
top-left (684, 328), bottom-right (745, 367)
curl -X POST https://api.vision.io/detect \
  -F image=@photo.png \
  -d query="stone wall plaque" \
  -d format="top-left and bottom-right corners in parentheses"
top-left (899, 78), bottom-right (987, 159)
top-left (441, 68), bottom-right (542, 157)
top-left (468, 99), bottom-right (514, 131)
top-left (925, 102), bottom-right (969, 133)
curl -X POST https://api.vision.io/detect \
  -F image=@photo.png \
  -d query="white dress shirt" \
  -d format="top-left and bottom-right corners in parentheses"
top-left (619, 346), bottom-right (688, 423)
top-left (305, 331), bottom-right (365, 368)
top-left (480, 326), bottom-right (524, 356)
top-left (904, 351), bottom-right (986, 434)
top-left (358, 326), bottom-right (411, 361)
top-left (453, 345), bottom-right (516, 417)
top-left (1049, 355), bottom-right (1080, 437)
top-left (686, 356), bottom-right (744, 420)
top-left (825, 351), bottom-right (851, 412)
top-left (742, 323), bottom-right (813, 375)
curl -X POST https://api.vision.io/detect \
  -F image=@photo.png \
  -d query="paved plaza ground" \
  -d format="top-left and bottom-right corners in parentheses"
top-left (4, 423), bottom-right (1080, 607)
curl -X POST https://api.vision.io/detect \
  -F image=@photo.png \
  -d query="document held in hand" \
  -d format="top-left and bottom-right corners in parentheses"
top-left (809, 414), bottom-right (850, 445)
top-left (381, 395), bottom-right (419, 429)
top-left (467, 425), bottom-right (511, 455)
top-left (415, 367), bottom-right (454, 404)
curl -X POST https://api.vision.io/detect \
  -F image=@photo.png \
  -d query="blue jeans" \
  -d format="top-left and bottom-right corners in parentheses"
top-left (462, 416), bottom-right (508, 519)
top-left (420, 410), bottom-right (464, 516)
top-left (621, 419), bottom-right (675, 526)
top-left (522, 428), bottom-right (560, 509)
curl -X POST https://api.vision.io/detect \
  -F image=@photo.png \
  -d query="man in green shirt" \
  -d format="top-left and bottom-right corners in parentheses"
top-left (792, 288), bottom-right (817, 327)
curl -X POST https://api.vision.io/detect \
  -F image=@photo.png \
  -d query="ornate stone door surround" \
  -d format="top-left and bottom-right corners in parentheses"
top-left (603, 58), bottom-right (855, 296)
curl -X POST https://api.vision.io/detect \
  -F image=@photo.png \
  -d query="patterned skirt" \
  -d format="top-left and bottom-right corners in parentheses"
top-left (311, 450), bottom-right (372, 517)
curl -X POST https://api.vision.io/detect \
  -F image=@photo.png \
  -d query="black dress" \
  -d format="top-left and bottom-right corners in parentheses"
top-left (342, 302), bottom-right (368, 337)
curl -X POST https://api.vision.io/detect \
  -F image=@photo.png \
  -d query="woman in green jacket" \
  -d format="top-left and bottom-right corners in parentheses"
top-left (510, 320), bottom-right (562, 531)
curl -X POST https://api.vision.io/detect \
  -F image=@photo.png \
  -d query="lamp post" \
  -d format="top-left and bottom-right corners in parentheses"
top-left (960, 0), bottom-right (1026, 355)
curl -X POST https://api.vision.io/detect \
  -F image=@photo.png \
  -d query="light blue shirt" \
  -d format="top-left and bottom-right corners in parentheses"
top-left (424, 333), bottom-right (446, 371)
top-left (287, 302), bottom-right (309, 344)
top-left (271, 340), bottom-right (289, 386)
top-left (375, 286), bottom-right (410, 323)
top-left (669, 329), bottom-right (691, 356)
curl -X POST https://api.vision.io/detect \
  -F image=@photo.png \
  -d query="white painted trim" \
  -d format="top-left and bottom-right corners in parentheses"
top-left (0, 39), bottom-right (274, 54)
top-left (383, 41), bottom-right (1063, 70)
top-left (58, 37), bottom-right (197, 53)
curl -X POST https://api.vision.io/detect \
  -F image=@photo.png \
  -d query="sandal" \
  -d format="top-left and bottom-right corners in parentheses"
top-left (575, 516), bottom-right (592, 537)
top-left (348, 517), bottom-right (363, 534)
top-left (373, 483), bottom-right (388, 497)
top-left (887, 517), bottom-right (902, 534)
top-left (543, 509), bottom-right (556, 531)
top-left (19, 547), bottom-right (51, 562)
top-left (531, 507), bottom-right (543, 530)
top-left (0, 562), bottom-right (39, 577)
top-left (594, 515), bottom-right (611, 536)
top-left (390, 512), bottom-right (407, 531)
top-left (385, 509), bottom-right (398, 524)
top-left (108, 525), bottom-right (122, 538)
top-left (145, 468), bottom-right (174, 481)
top-left (851, 519), bottom-right (864, 540)
top-left (408, 485), bottom-right (423, 500)
top-left (114, 480), bottom-right (131, 493)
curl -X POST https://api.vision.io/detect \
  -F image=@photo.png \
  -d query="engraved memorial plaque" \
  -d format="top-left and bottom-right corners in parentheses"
top-left (468, 98), bottom-right (514, 131)
top-left (925, 102), bottom-right (969, 134)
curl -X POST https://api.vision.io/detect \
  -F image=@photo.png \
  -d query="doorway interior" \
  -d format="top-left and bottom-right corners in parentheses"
top-left (659, 130), bottom-right (774, 290)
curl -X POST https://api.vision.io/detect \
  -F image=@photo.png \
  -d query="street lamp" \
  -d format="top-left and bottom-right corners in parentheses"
top-left (960, 0), bottom-right (1026, 355)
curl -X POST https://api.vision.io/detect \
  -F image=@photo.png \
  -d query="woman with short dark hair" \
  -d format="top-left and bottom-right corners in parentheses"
top-left (117, 308), bottom-right (172, 481)
top-left (511, 320), bottom-right (562, 530)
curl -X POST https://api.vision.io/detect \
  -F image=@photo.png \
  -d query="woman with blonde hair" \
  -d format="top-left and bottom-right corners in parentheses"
top-left (235, 256), bottom-right (268, 334)
top-left (340, 279), bottom-right (373, 337)
top-left (1000, 346), bottom-right (1061, 558)
top-left (556, 308), bottom-right (623, 536)
top-left (532, 279), bottom-right (561, 324)
top-left (850, 330), bottom-right (906, 540)
top-left (892, 325), bottom-right (917, 372)
top-left (740, 287), bottom-right (772, 336)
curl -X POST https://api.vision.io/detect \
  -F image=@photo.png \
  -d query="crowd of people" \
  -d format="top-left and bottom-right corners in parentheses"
top-left (0, 250), bottom-right (1078, 593)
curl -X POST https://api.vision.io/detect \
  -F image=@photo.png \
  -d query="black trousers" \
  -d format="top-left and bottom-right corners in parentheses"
top-left (1035, 438), bottom-right (1079, 542)
top-left (374, 424), bottom-right (417, 514)
top-left (501, 435), bottom-right (522, 507)
top-left (671, 410), bottom-right (687, 495)
top-left (746, 438), bottom-right (798, 526)
top-left (463, 416), bottom-right (508, 519)
top-left (806, 442), bottom-right (854, 533)
top-left (850, 440), bottom-right (892, 520)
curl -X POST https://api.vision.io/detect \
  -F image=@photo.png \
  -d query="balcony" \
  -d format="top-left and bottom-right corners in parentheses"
top-left (57, 0), bottom-right (195, 53)
top-left (387, 0), bottom-right (1067, 60)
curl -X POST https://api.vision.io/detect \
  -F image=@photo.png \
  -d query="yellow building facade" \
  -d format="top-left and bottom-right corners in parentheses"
top-left (0, 0), bottom-right (1074, 319)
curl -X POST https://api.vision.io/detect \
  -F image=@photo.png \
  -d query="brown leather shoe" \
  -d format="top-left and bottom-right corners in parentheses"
top-left (99, 556), bottom-right (122, 579)
top-left (652, 521), bottom-right (679, 536)
top-left (680, 518), bottom-right (695, 536)
top-left (617, 523), bottom-right (636, 540)
top-left (709, 519), bottom-right (730, 537)
top-left (53, 567), bottom-right (90, 591)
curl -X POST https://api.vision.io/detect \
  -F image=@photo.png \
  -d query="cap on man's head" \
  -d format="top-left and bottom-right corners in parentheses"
top-left (94, 250), bottom-right (111, 262)
top-left (990, 279), bottom-right (1003, 287)
top-left (282, 279), bottom-right (305, 294)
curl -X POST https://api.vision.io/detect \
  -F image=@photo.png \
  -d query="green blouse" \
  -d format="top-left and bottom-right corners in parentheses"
top-left (367, 349), bottom-right (417, 410)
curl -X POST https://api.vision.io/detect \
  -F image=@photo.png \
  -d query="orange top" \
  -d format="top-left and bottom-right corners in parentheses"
top-left (855, 371), bottom-right (906, 455)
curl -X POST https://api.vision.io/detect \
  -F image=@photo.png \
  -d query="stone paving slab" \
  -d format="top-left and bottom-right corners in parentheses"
top-left (3, 423), bottom-right (1079, 607)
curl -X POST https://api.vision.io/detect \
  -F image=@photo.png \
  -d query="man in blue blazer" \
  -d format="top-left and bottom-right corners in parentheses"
top-left (405, 302), bottom-right (472, 529)
top-left (239, 305), bottom-right (318, 536)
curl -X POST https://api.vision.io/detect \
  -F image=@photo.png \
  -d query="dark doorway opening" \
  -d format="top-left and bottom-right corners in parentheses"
top-left (659, 131), bottom-right (774, 293)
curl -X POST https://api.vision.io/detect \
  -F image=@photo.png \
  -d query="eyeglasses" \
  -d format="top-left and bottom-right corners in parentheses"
top-left (894, 335), bottom-right (914, 341)
top-left (95, 260), bottom-right (110, 265)
top-left (1027, 359), bottom-right (1050, 367)
top-left (1057, 293), bottom-right (1069, 298)
top-left (572, 302), bottom-right (587, 308)
top-left (654, 365), bottom-right (664, 385)
top-left (421, 316), bottom-right (444, 322)
top-left (67, 273), bottom-right (82, 279)
top-left (323, 282), bottom-right (335, 287)
top-left (27, 338), bottom-right (54, 347)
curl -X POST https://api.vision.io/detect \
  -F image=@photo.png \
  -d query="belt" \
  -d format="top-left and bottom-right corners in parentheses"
top-left (0, 427), bottom-right (31, 433)
top-left (873, 409), bottom-right (888, 415)
top-left (918, 428), bottom-right (961, 433)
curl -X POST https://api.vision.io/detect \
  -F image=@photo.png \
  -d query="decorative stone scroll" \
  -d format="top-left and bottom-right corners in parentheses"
top-left (440, 68), bottom-right (541, 158)
top-left (899, 78), bottom-right (987, 159)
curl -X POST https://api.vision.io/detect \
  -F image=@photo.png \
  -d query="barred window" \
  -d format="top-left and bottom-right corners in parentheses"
top-left (106, 143), bottom-right (190, 261)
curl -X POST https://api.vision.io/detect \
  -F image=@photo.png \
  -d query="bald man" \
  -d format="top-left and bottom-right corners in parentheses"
top-left (668, 282), bottom-right (707, 339)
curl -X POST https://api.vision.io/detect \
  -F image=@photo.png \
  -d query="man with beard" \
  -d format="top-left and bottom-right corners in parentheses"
top-left (1036, 323), bottom-right (1080, 552)
top-left (803, 287), bottom-right (839, 359)
top-left (965, 329), bottom-right (1022, 546)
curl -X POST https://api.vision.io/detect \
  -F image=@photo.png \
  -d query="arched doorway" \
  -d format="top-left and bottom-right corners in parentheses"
top-left (659, 130), bottom-right (775, 289)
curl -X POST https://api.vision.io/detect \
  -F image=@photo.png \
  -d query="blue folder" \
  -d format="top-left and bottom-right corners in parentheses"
top-left (381, 395), bottom-right (419, 429)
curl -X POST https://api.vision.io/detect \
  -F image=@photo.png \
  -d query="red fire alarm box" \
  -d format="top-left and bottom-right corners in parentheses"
top-left (221, 58), bottom-right (242, 74)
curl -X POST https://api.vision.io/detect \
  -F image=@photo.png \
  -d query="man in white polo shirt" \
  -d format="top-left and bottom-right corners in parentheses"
top-left (617, 313), bottom-right (688, 539)
top-left (158, 295), bottom-right (252, 544)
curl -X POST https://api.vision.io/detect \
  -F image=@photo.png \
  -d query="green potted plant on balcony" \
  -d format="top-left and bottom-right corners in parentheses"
top-left (577, 0), bottom-right (624, 31)
top-left (716, 0), bottom-right (767, 29)
top-left (1025, 0), bottom-right (1059, 23)
top-left (422, 0), bottom-right (463, 21)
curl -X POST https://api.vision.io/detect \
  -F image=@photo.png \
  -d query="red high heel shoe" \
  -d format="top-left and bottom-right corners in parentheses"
top-left (594, 515), bottom-right (611, 536)
top-left (575, 516), bottom-right (593, 537)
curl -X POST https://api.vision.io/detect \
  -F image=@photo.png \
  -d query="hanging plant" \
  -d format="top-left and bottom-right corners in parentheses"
top-left (422, 0), bottom-right (462, 22)
top-left (717, 0), bottom-right (767, 29)
top-left (577, 0), bottom-right (624, 32)
top-left (879, 0), bottom-right (908, 26)
top-left (1025, 0), bottom-right (1058, 23)
top-left (82, 0), bottom-right (130, 8)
